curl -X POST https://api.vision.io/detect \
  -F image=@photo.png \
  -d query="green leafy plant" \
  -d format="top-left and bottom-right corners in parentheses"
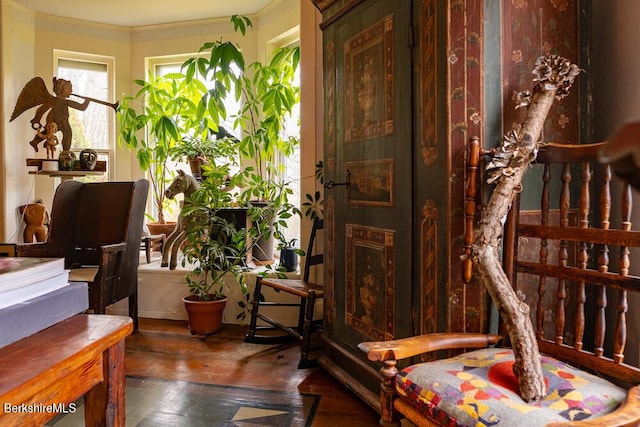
top-left (180, 14), bottom-right (302, 261)
top-left (181, 169), bottom-right (297, 319)
top-left (302, 160), bottom-right (324, 220)
top-left (182, 16), bottom-right (299, 197)
top-left (117, 72), bottom-right (213, 224)
top-left (120, 14), bottom-right (303, 322)
top-left (180, 164), bottom-right (247, 297)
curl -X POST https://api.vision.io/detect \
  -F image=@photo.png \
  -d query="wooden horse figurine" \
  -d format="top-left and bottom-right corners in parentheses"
top-left (161, 170), bottom-right (200, 270)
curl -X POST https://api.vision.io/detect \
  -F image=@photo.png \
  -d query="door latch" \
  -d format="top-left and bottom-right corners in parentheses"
top-left (324, 170), bottom-right (351, 200)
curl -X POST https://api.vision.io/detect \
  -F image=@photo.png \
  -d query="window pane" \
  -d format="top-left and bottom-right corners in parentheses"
top-left (57, 59), bottom-right (110, 151)
top-left (280, 65), bottom-right (301, 247)
top-left (155, 62), bottom-right (241, 135)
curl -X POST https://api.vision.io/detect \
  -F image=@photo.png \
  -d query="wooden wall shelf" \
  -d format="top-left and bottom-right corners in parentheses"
top-left (26, 158), bottom-right (107, 172)
top-left (26, 158), bottom-right (106, 180)
top-left (28, 170), bottom-right (105, 179)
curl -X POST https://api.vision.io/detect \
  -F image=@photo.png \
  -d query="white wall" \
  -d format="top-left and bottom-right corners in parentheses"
top-left (1, 1), bottom-right (37, 242)
top-left (299, 0), bottom-right (324, 284)
top-left (592, 0), bottom-right (640, 366)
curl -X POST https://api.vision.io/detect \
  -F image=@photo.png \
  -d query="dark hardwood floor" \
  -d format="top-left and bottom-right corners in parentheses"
top-left (126, 318), bottom-right (380, 426)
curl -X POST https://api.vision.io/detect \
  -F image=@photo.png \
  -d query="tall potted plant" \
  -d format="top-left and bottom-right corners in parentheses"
top-left (117, 71), bottom-right (216, 230)
top-left (178, 159), bottom-right (244, 334)
top-left (181, 15), bottom-right (301, 263)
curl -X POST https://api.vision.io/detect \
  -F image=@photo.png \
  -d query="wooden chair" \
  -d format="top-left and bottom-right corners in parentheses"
top-left (358, 138), bottom-right (640, 426)
top-left (141, 233), bottom-right (166, 263)
top-left (17, 179), bottom-right (149, 331)
top-left (245, 217), bottom-right (324, 368)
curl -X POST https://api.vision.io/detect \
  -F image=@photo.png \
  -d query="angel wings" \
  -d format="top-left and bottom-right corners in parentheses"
top-left (10, 76), bottom-right (90, 152)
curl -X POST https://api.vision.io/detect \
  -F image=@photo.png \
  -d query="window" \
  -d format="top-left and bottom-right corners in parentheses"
top-left (146, 39), bottom-right (301, 245)
top-left (269, 29), bottom-right (301, 249)
top-left (279, 62), bottom-right (301, 247)
top-left (147, 55), bottom-right (242, 222)
top-left (54, 50), bottom-right (115, 181)
top-left (153, 58), bottom-right (241, 139)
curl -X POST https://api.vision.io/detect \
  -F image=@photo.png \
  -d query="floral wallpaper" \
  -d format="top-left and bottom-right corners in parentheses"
top-left (502, 0), bottom-right (584, 339)
top-left (447, 0), bottom-right (486, 334)
top-left (502, 0), bottom-right (581, 144)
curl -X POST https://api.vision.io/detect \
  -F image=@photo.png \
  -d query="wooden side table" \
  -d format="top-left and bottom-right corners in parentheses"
top-left (0, 314), bottom-right (132, 426)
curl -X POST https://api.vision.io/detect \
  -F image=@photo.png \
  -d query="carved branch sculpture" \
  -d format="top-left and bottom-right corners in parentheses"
top-left (471, 55), bottom-right (581, 402)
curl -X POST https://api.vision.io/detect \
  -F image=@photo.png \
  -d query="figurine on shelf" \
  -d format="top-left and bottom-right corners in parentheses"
top-left (58, 150), bottom-right (76, 171)
top-left (79, 148), bottom-right (98, 171)
top-left (36, 121), bottom-right (59, 160)
top-left (10, 77), bottom-right (90, 152)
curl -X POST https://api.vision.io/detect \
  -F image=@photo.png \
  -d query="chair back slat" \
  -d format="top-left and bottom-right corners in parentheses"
top-left (596, 164), bottom-right (612, 357)
top-left (614, 183), bottom-right (633, 363)
top-left (303, 217), bottom-right (324, 282)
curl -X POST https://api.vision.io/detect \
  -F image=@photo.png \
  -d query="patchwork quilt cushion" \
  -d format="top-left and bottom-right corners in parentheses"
top-left (396, 348), bottom-right (626, 426)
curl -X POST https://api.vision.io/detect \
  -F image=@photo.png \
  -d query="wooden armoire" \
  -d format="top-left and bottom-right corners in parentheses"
top-left (311, 0), bottom-right (589, 408)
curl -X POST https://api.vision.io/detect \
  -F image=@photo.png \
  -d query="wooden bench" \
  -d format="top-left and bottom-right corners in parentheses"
top-left (0, 314), bottom-right (132, 426)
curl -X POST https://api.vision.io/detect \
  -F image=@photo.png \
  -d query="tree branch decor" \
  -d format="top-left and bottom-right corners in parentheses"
top-left (471, 55), bottom-right (581, 402)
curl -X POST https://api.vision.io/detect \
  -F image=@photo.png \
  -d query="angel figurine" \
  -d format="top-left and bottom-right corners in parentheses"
top-left (10, 77), bottom-right (89, 152)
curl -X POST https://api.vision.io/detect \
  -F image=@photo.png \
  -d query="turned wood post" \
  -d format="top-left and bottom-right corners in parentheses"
top-left (379, 359), bottom-right (399, 426)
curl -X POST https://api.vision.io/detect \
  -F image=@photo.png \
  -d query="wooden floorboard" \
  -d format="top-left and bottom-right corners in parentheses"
top-left (126, 318), bottom-right (380, 426)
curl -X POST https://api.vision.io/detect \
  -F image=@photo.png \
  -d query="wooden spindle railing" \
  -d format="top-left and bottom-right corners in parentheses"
top-left (556, 162), bottom-right (571, 345)
top-left (614, 182), bottom-right (631, 363)
top-left (595, 163), bottom-right (611, 358)
top-left (537, 164), bottom-right (550, 340)
top-left (575, 161), bottom-right (591, 351)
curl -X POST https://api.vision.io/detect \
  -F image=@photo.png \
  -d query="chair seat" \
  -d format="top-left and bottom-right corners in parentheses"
top-left (396, 348), bottom-right (626, 426)
top-left (68, 267), bottom-right (99, 283)
top-left (258, 277), bottom-right (324, 298)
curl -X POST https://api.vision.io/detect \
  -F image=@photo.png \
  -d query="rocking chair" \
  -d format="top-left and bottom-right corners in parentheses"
top-left (245, 217), bottom-right (324, 368)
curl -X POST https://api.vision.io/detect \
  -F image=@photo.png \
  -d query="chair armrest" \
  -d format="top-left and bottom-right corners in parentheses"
top-left (93, 243), bottom-right (126, 275)
top-left (358, 333), bottom-right (502, 362)
top-left (544, 385), bottom-right (640, 427)
top-left (71, 243), bottom-right (126, 274)
top-left (98, 243), bottom-right (127, 253)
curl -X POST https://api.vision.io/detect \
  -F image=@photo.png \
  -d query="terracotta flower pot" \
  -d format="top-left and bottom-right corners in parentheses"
top-left (183, 295), bottom-right (227, 335)
top-left (147, 222), bottom-right (177, 238)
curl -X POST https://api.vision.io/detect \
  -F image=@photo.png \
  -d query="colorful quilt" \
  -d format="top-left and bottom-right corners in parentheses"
top-left (395, 348), bottom-right (626, 426)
